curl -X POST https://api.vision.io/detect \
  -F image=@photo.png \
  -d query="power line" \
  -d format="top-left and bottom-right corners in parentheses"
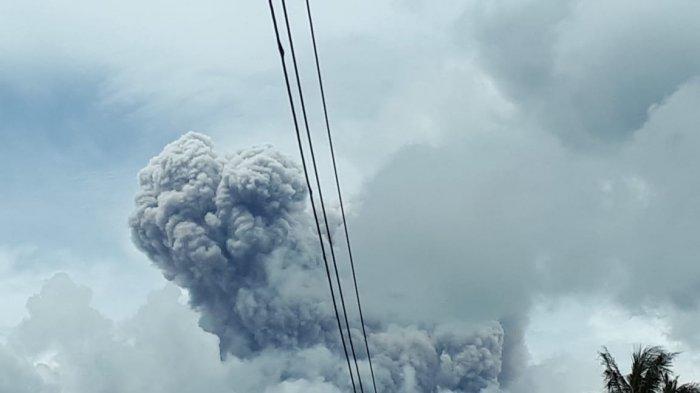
top-left (278, 0), bottom-right (365, 391)
top-left (303, 1), bottom-right (379, 391)
top-left (266, 1), bottom-right (358, 392)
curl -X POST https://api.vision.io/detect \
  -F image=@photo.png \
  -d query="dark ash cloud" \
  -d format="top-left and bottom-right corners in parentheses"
top-left (129, 132), bottom-right (506, 392)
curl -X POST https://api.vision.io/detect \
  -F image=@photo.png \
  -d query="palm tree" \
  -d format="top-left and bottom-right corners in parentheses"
top-left (662, 373), bottom-right (700, 393)
top-left (599, 346), bottom-right (699, 393)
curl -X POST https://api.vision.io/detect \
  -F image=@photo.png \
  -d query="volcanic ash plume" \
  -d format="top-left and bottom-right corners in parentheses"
top-left (129, 132), bottom-right (504, 392)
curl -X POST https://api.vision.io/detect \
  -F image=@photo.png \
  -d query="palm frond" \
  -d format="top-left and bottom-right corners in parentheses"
top-left (600, 347), bottom-right (632, 393)
top-left (640, 346), bottom-right (677, 393)
top-left (663, 373), bottom-right (679, 393)
top-left (603, 346), bottom-right (699, 393)
top-left (676, 383), bottom-right (700, 393)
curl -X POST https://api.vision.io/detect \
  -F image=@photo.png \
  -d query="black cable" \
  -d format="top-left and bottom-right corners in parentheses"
top-left (278, 1), bottom-right (365, 391)
top-left (266, 2), bottom-right (357, 392)
top-left (303, 1), bottom-right (379, 391)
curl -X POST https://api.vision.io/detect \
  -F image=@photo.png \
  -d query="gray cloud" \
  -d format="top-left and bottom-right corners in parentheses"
top-left (350, 76), bottom-right (700, 349)
top-left (126, 72), bottom-right (700, 388)
top-left (128, 132), bottom-right (505, 392)
top-left (370, 323), bottom-right (503, 392)
top-left (129, 132), bottom-right (336, 357)
top-left (464, 0), bottom-right (700, 146)
top-left (0, 269), bottom-right (503, 392)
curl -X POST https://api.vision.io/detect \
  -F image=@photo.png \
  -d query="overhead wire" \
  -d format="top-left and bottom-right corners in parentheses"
top-left (303, 1), bottom-right (379, 391)
top-left (266, 1), bottom-right (358, 391)
top-left (278, 0), bottom-right (365, 391)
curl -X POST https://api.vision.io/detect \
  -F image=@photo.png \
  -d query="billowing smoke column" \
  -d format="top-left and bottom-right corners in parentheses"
top-left (129, 132), bottom-right (336, 357)
top-left (130, 132), bottom-right (504, 392)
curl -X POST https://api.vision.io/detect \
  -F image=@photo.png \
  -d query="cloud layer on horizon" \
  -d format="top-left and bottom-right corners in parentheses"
top-left (1, 258), bottom-right (504, 392)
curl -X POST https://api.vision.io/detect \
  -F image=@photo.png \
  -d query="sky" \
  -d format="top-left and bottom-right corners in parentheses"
top-left (1, 0), bottom-right (700, 392)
